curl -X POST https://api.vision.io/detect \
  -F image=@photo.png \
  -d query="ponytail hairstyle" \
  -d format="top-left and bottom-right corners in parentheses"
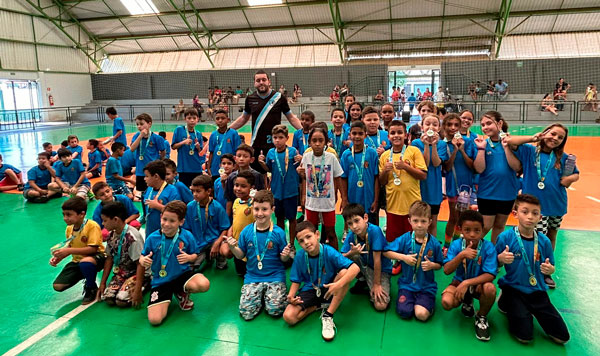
top-left (538, 123), bottom-right (568, 169)
top-left (442, 113), bottom-right (461, 141)
top-left (482, 110), bottom-right (508, 132)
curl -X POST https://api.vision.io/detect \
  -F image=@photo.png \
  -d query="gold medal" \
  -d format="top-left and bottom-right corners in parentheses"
top-left (393, 178), bottom-right (401, 186)
top-left (529, 276), bottom-right (537, 286)
top-left (257, 261), bottom-right (263, 270)
top-left (139, 156), bottom-right (144, 161)
top-left (426, 129), bottom-right (434, 137)
top-left (159, 269), bottom-right (167, 277)
top-left (218, 168), bottom-right (225, 175)
top-left (244, 207), bottom-right (251, 216)
top-left (357, 180), bottom-right (364, 188)
top-left (454, 132), bottom-right (462, 140)
top-left (217, 151), bottom-right (222, 156)
top-left (112, 266), bottom-right (120, 274)
top-left (537, 181), bottom-right (545, 190)
top-left (189, 150), bottom-right (194, 155)
top-left (315, 287), bottom-right (321, 298)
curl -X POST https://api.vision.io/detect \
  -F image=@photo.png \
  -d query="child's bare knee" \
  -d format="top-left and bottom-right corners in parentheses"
top-left (483, 282), bottom-right (496, 296)
top-left (53, 284), bottom-right (68, 292)
top-left (414, 308), bottom-right (430, 321)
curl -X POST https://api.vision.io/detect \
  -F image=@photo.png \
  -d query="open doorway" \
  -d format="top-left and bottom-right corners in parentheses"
top-left (0, 79), bottom-right (42, 124)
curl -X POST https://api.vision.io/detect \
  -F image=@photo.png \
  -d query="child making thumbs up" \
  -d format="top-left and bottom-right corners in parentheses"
top-left (441, 210), bottom-right (498, 342)
top-left (495, 194), bottom-right (569, 344)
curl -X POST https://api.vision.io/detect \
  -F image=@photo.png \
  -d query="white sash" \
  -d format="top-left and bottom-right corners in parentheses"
top-left (251, 91), bottom-right (282, 145)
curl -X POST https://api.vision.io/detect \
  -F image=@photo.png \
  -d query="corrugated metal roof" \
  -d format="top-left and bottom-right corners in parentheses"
top-left (444, 19), bottom-right (496, 37)
top-left (340, 0), bottom-right (389, 22)
top-left (82, 19), bottom-right (131, 36)
top-left (194, 10), bottom-right (248, 30)
top-left (137, 37), bottom-right (180, 52)
top-left (505, 15), bottom-right (556, 35)
top-left (444, 0), bottom-right (498, 16)
top-left (216, 32), bottom-right (259, 48)
top-left (392, 22), bottom-right (443, 40)
top-left (38, 46), bottom-right (90, 72)
top-left (289, 4), bottom-right (331, 25)
top-left (296, 28), bottom-right (335, 45)
top-left (0, 12), bottom-right (34, 42)
top-left (122, 16), bottom-right (169, 34)
top-left (511, 0), bottom-right (564, 12)
top-left (68, 1), bottom-right (112, 19)
top-left (552, 13), bottom-right (600, 32)
top-left (244, 7), bottom-right (293, 28)
top-left (103, 40), bottom-right (143, 54)
top-left (172, 35), bottom-right (199, 50)
top-left (345, 24), bottom-right (391, 42)
top-left (391, 1), bottom-right (444, 18)
top-left (254, 30), bottom-right (299, 46)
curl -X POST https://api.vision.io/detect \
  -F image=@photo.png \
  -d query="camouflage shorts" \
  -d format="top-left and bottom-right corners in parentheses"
top-left (239, 282), bottom-right (287, 320)
top-left (350, 255), bottom-right (391, 305)
top-left (102, 274), bottom-right (138, 304)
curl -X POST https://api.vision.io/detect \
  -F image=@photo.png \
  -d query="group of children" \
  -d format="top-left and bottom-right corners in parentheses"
top-left (10, 102), bottom-right (578, 344)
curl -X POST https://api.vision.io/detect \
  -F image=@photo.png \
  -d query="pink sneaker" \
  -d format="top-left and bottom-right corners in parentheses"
top-left (175, 291), bottom-right (194, 311)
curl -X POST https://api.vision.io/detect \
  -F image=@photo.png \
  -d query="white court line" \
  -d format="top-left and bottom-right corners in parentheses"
top-left (2, 301), bottom-right (96, 356)
top-left (568, 187), bottom-right (576, 191)
top-left (586, 196), bottom-right (600, 204)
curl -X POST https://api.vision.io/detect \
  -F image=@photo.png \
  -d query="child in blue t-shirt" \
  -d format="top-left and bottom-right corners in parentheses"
top-left (473, 111), bottom-right (519, 244)
top-left (207, 109), bottom-right (241, 180)
top-left (105, 106), bottom-right (127, 147)
top-left (442, 114), bottom-right (477, 253)
top-left (142, 160), bottom-right (180, 236)
top-left (0, 153), bottom-right (24, 191)
top-left (341, 204), bottom-right (392, 311)
top-left (23, 152), bottom-right (61, 203)
top-left (120, 148), bottom-right (136, 177)
top-left (292, 110), bottom-right (314, 156)
top-left (384, 201), bottom-right (443, 321)
top-left (504, 123), bottom-right (579, 287)
top-left (49, 148), bottom-right (91, 200)
top-left (139, 201), bottom-right (210, 325)
top-left (459, 110), bottom-right (478, 140)
top-left (158, 131), bottom-right (171, 159)
top-left (86, 139), bottom-right (103, 179)
top-left (284, 221), bottom-right (359, 341)
top-left (328, 108), bottom-right (350, 158)
top-left (225, 190), bottom-right (293, 320)
top-left (171, 108), bottom-right (205, 187)
top-left (362, 107), bottom-right (391, 154)
top-left (495, 194), bottom-right (570, 344)
top-left (66, 135), bottom-right (83, 161)
top-left (43, 142), bottom-right (58, 163)
top-left (130, 113), bottom-right (166, 193)
top-left (105, 142), bottom-right (135, 199)
top-left (258, 124), bottom-right (300, 242)
top-left (214, 154), bottom-right (235, 210)
top-left (442, 210), bottom-right (497, 342)
top-left (91, 181), bottom-right (140, 239)
top-left (411, 113), bottom-right (449, 239)
top-left (183, 175), bottom-right (231, 271)
top-left (340, 121), bottom-right (380, 225)
top-left (163, 159), bottom-right (193, 204)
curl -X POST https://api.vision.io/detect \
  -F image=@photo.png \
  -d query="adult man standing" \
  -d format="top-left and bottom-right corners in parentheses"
top-left (230, 70), bottom-right (301, 172)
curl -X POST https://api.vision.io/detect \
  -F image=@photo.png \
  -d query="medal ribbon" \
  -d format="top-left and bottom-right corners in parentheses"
top-left (196, 198), bottom-right (212, 233)
top-left (411, 232), bottom-right (429, 282)
top-left (330, 129), bottom-right (344, 157)
top-left (274, 148), bottom-right (289, 182)
top-left (138, 131), bottom-right (153, 158)
top-left (351, 147), bottom-right (366, 186)
top-left (535, 149), bottom-right (555, 184)
top-left (253, 222), bottom-right (274, 266)
top-left (52, 219), bottom-right (88, 252)
top-left (188, 129), bottom-right (199, 153)
top-left (305, 243), bottom-right (324, 289)
top-left (160, 229), bottom-right (180, 273)
top-left (367, 131), bottom-right (381, 148)
top-left (215, 128), bottom-right (229, 155)
top-left (514, 227), bottom-right (539, 284)
top-left (148, 181), bottom-right (167, 201)
top-left (112, 224), bottom-right (129, 269)
top-left (461, 238), bottom-right (483, 279)
top-left (389, 145), bottom-right (406, 182)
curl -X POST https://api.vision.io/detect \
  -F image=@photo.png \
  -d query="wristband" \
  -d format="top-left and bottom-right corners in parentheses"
top-left (477, 148), bottom-right (485, 151)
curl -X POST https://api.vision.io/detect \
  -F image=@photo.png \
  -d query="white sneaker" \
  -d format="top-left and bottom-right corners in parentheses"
top-left (341, 230), bottom-right (348, 244)
top-left (320, 312), bottom-right (336, 341)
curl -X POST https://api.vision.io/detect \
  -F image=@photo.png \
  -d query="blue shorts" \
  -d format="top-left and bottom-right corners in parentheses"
top-left (274, 196), bottom-right (298, 220)
top-left (396, 288), bottom-right (435, 319)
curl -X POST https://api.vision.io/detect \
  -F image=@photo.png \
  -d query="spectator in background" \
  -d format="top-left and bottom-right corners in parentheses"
top-left (486, 81), bottom-right (495, 100)
top-left (339, 83), bottom-right (349, 103)
top-left (193, 94), bottom-right (205, 122)
top-left (293, 84), bottom-right (302, 103)
top-left (279, 84), bottom-right (286, 94)
top-left (233, 86), bottom-right (243, 104)
top-left (553, 86), bottom-right (567, 111)
top-left (374, 89), bottom-right (384, 103)
top-left (175, 99), bottom-right (185, 120)
top-left (407, 92), bottom-right (417, 112)
top-left (434, 86), bottom-right (446, 108)
top-left (329, 88), bottom-right (340, 112)
top-left (208, 87), bottom-right (214, 108)
top-left (422, 87), bottom-right (433, 100)
top-left (214, 86), bottom-right (223, 103)
top-left (391, 86), bottom-right (400, 114)
top-left (400, 89), bottom-right (407, 111)
top-left (556, 78), bottom-right (571, 93)
top-left (584, 83), bottom-right (598, 112)
top-left (468, 82), bottom-right (477, 100)
top-left (416, 88), bottom-right (423, 101)
top-left (541, 93), bottom-right (559, 116)
top-left (495, 79), bottom-right (509, 101)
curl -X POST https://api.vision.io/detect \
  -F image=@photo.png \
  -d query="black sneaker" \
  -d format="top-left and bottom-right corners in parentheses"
top-left (17, 184), bottom-right (24, 191)
top-left (82, 285), bottom-right (98, 305)
top-left (216, 256), bottom-right (228, 270)
top-left (350, 279), bottom-right (369, 295)
top-left (474, 314), bottom-right (490, 341)
top-left (544, 275), bottom-right (556, 289)
top-left (461, 301), bottom-right (475, 318)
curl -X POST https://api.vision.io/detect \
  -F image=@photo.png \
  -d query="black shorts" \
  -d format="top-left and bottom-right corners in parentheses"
top-left (178, 172), bottom-right (203, 188)
top-left (88, 170), bottom-right (101, 178)
top-left (135, 175), bottom-right (147, 192)
top-left (429, 204), bottom-right (441, 216)
top-left (53, 254), bottom-right (106, 288)
top-left (477, 198), bottom-right (515, 216)
top-left (297, 287), bottom-right (332, 310)
top-left (498, 285), bottom-right (570, 342)
top-left (274, 196), bottom-right (298, 220)
top-left (148, 270), bottom-right (198, 307)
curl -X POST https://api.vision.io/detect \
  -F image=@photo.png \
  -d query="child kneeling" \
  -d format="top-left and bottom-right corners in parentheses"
top-left (283, 221), bottom-right (359, 341)
top-left (225, 190), bottom-right (293, 320)
top-left (442, 210), bottom-right (497, 341)
top-left (139, 201), bottom-right (210, 325)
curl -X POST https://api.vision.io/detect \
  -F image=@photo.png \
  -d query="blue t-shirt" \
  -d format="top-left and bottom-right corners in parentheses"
top-left (290, 244), bottom-right (354, 292)
top-left (341, 223), bottom-right (392, 274)
top-left (112, 117), bottom-right (127, 146)
top-left (172, 126), bottom-right (205, 173)
top-left (462, 132), bottom-right (479, 140)
top-left (477, 139), bottom-right (519, 201)
top-left (24, 165), bottom-right (51, 189)
top-left (173, 180), bottom-right (193, 204)
top-left (0, 163), bottom-right (21, 180)
top-left (208, 128), bottom-right (241, 176)
top-left (131, 132), bottom-right (165, 177)
top-left (292, 129), bottom-right (310, 156)
top-left (143, 229), bottom-right (198, 287)
top-left (105, 156), bottom-right (124, 189)
top-left (266, 146), bottom-right (299, 200)
top-left (66, 145), bottom-right (83, 161)
top-left (87, 150), bottom-right (102, 175)
top-left (120, 149), bottom-right (136, 174)
top-left (384, 232), bottom-right (443, 295)
top-left (365, 130), bottom-right (391, 151)
top-left (443, 238), bottom-right (497, 282)
top-left (328, 129), bottom-right (350, 158)
top-left (143, 184), bottom-right (180, 236)
top-left (411, 139), bottom-right (449, 205)
top-left (496, 228), bottom-right (555, 294)
top-left (515, 144), bottom-right (579, 216)
top-left (55, 160), bottom-right (90, 186)
top-left (99, 148), bottom-right (110, 161)
top-left (183, 199), bottom-right (231, 250)
top-left (213, 177), bottom-right (226, 211)
top-left (445, 138), bottom-right (477, 198)
top-left (92, 194), bottom-right (139, 228)
top-left (340, 147), bottom-right (379, 211)
top-left (239, 223), bottom-right (287, 284)
top-left (163, 138), bottom-right (171, 159)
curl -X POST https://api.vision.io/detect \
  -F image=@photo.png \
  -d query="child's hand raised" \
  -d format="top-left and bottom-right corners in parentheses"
top-left (297, 165), bottom-right (305, 177)
top-left (540, 258), bottom-right (555, 275)
top-left (474, 137), bottom-right (487, 150)
top-left (497, 245), bottom-right (514, 264)
top-left (258, 150), bottom-right (266, 163)
top-left (348, 242), bottom-right (366, 257)
top-left (421, 256), bottom-right (435, 271)
top-left (49, 256), bottom-right (60, 267)
top-left (52, 248), bottom-right (70, 260)
top-left (461, 240), bottom-right (478, 260)
top-left (225, 236), bottom-right (238, 248)
top-left (294, 154), bottom-right (302, 164)
top-left (403, 253), bottom-right (418, 266)
top-left (177, 249), bottom-right (193, 264)
top-left (281, 243), bottom-right (295, 259)
top-left (383, 161), bottom-right (393, 173)
top-left (139, 251), bottom-right (153, 268)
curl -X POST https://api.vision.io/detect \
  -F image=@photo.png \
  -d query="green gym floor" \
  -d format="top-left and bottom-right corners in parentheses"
top-left (1, 122), bottom-right (599, 356)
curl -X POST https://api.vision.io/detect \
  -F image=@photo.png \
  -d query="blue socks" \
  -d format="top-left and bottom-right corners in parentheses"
top-left (79, 262), bottom-right (97, 288)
